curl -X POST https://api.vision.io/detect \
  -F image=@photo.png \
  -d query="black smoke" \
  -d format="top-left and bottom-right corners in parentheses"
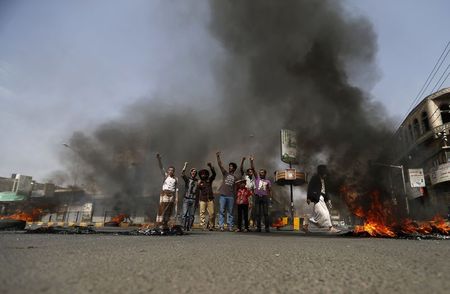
top-left (60, 1), bottom-right (395, 217)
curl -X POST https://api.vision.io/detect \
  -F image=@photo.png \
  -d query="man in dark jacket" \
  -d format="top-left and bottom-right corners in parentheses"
top-left (306, 165), bottom-right (340, 233)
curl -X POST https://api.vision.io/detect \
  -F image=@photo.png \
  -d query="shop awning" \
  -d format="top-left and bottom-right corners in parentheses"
top-left (0, 192), bottom-right (27, 202)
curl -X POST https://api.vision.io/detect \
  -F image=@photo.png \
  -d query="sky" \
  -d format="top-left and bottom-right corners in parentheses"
top-left (0, 0), bottom-right (449, 181)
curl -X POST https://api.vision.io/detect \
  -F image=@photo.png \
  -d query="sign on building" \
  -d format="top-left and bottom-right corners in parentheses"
top-left (430, 163), bottom-right (450, 185)
top-left (406, 184), bottom-right (426, 199)
top-left (281, 129), bottom-right (298, 164)
top-left (81, 203), bottom-right (93, 222)
top-left (408, 169), bottom-right (425, 187)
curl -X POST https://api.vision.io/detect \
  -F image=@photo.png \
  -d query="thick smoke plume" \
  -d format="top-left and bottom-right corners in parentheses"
top-left (62, 1), bottom-right (394, 217)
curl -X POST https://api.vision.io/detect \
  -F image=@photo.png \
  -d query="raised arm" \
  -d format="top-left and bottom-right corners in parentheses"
top-left (208, 162), bottom-right (216, 181)
top-left (240, 157), bottom-right (246, 177)
top-left (156, 153), bottom-right (165, 178)
top-left (216, 151), bottom-right (227, 174)
top-left (182, 161), bottom-right (188, 182)
top-left (250, 156), bottom-right (256, 176)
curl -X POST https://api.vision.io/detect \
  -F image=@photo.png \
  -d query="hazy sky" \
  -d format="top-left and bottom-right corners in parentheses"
top-left (0, 0), bottom-right (449, 181)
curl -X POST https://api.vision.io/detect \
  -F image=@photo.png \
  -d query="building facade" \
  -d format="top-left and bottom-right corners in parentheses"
top-left (395, 87), bottom-right (450, 218)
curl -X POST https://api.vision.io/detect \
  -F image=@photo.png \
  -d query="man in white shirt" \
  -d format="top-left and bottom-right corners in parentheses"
top-left (156, 153), bottom-right (178, 229)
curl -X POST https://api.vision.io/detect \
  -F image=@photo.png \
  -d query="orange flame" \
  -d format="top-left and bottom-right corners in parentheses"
top-left (110, 213), bottom-right (127, 224)
top-left (430, 215), bottom-right (450, 235)
top-left (271, 218), bottom-right (285, 228)
top-left (340, 185), bottom-right (449, 237)
top-left (354, 222), bottom-right (396, 238)
top-left (0, 208), bottom-right (43, 222)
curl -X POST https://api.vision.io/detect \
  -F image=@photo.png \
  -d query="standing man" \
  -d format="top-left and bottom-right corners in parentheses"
top-left (306, 165), bottom-right (340, 233)
top-left (240, 157), bottom-right (255, 228)
top-left (181, 162), bottom-right (198, 231)
top-left (216, 151), bottom-right (240, 231)
top-left (250, 156), bottom-right (272, 232)
top-left (198, 163), bottom-right (216, 230)
top-left (156, 153), bottom-right (178, 230)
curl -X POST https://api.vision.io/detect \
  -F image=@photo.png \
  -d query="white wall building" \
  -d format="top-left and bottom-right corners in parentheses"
top-left (395, 87), bottom-right (450, 217)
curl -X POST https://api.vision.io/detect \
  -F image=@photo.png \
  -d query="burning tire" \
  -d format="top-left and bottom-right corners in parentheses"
top-left (0, 219), bottom-right (26, 230)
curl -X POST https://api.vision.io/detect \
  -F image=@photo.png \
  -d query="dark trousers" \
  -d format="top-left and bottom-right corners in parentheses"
top-left (255, 195), bottom-right (270, 230)
top-left (237, 204), bottom-right (249, 230)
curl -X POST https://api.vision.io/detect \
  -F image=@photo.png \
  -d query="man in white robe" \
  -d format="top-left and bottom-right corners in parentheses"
top-left (305, 165), bottom-right (340, 233)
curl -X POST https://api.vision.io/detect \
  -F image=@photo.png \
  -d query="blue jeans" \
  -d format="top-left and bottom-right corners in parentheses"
top-left (182, 198), bottom-right (196, 230)
top-left (219, 195), bottom-right (234, 228)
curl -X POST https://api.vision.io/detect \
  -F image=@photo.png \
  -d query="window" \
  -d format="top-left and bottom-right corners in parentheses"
top-left (445, 151), bottom-right (450, 162)
top-left (440, 104), bottom-right (450, 124)
top-left (413, 119), bottom-right (421, 138)
top-left (408, 124), bottom-right (414, 140)
top-left (421, 111), bottom-right (430, 132)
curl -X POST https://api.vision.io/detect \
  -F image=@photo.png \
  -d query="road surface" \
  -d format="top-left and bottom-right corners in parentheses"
top-left (0, 230), bottom-right (448, 294)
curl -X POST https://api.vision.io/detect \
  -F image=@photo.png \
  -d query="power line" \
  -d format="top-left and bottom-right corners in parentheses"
top-left (423, 45), bottom-right (450, 95)
top-left (437, 71), bottom-right (450, 91)
top-left (430, 62), bottom-right (450, 94)
top-left (395, 41), bottom-right (450, 130)
top-left (403, 42), bottom-right (449, 117)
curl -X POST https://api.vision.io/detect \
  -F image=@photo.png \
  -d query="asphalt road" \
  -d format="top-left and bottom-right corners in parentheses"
top-left (0, 230), bottom-right (449, 294)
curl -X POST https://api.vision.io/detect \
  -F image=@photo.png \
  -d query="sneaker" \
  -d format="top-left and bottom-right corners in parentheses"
top-left (256, 228), bottom-right (262, 232)
top-left (235, 229), bottom-right (242, 232)
top-left (243, 229), bottom-right (249, 232)
top-left (209, 228), bottom-right (214, 231)
top-left (220, 227), bottom-right (225, 232)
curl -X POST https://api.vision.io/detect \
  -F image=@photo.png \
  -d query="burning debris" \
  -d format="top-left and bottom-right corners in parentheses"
top-left (340, 186), bottom-right (450, 238)
top-left (104, 213), bottom-right (132, 227)
top-left (0, 219), bottom-right (27, 230)
top-left (0, 208), bottom-right (43, 222)
top-left (23, 224), bottom-right (184, 236)
top-left (0, 208), bottom-right (43, 231)
top-left (135, 225), bottom-right (183, 236)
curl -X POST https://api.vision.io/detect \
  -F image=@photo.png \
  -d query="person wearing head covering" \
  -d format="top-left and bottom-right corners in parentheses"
top-left (197, 163), bottom-right (216, 230)
top-left (181, 162), bottom-right (198, 231)
top-left (306, 165), bottom-right (340, 233)
top-left (155, 153), bottom-right (178, 230)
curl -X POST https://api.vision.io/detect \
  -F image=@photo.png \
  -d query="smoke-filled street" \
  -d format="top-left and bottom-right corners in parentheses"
top-left (1, 1), bottom-right (450, 294)
top-left (1, 231), bottom-right (448, 294)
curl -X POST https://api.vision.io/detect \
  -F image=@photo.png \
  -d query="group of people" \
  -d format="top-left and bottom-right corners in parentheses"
top-left (155, 152), bottom-right (272, 232)
top-left (155, 152), bottom-right (339, 233)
